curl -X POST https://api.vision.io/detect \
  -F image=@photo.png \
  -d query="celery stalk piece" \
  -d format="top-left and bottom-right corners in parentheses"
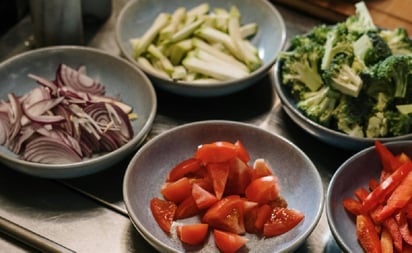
top-left (170, 39), bottom-right (193, 65)
top-left (133, 13), bottom-right (170, 58)
top-left (187, 3), bottom-right (210, 18)
top-left (190, 78), bottom-right (221, 84)
top-left (195, 26), bottom-right (239, 59)
top-left (240, 23), bottom-right (258, 39)
top-left (129, 38), bottom-right (140, 48)
top-left (147, 44), bottom-right (175, 74)
top-left (228, 6), bottom-right (261, 71)
top-left (182, 56), bottom-right (249, 81)
top-left (168, 19), bottom-right (204, 43)
top-left (171, 66), bottom-right (187, 80)
top-left (192, 38), bottom-right (248, 71)
top-left (158, 7), bottom-right (187, 42)
top-left (137, 57), bottom-right (169, 78)
top-left (195, 49), bottom-right (249, 74)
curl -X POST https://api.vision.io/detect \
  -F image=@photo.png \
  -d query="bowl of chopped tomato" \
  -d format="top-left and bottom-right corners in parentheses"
top-left (123, 120), bottom-right (323, 252)
top-left (327, 140), bottom-right (412, 253)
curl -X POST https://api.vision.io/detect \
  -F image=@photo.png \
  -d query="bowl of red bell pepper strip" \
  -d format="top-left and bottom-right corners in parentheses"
top-left (327, 140), bottom-right (412, 253)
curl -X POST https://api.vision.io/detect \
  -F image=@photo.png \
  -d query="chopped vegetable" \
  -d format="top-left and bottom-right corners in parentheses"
top-left (149, 140), bottom-right (305, 251)
top-left (130, 3), bottom-right (262, 83)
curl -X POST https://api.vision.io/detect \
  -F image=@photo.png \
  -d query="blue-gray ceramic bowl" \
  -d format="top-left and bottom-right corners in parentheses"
top-left (123, 120), bottom-right (323, 253)
top-left (0, 46), bottom-right (157, 178)
top-left (273, 57), bottom-right (412, 150)
top-left (326, 140), bottom-right (412, 252)
top-left (116, 0), bottom-right (286, 97)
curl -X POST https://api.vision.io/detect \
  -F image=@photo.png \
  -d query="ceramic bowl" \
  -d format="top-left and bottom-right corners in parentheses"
top-left (326, 140), bottom-right (412, 252)
top-left (123, 120), bottom-right (323, 252)
top-left (116, 0), bottom-right (286, 97)
top-left (0, 46), bottom-right (157, 178)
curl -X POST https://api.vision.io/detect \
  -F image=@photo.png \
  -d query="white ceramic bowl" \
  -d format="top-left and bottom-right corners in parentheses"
top-left (0, 46), bottom-right (157, 178)
top-left (123, 120), bottom-right (323, 252)
top-left (116, 0), bottom-right (286, 97)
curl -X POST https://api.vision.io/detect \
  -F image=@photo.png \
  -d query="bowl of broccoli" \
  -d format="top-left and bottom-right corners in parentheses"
top-left (274, 1), bottom-right (412, 150)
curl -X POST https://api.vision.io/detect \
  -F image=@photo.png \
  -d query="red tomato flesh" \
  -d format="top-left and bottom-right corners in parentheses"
top-left (150, 198), bottom-right (177, 234)
top-left (161, 177), bottom-right (192, 204)
top-left (195, 141), bottom-right (238, 164)
top-left (213, 229), bottom-right (248, 253)
top-left (192, 183), bottom-right (218, 210)
top-left (167, 158), bottom-right (202, 182)
top-left (263, 207), bottom-right (304, 237)
top-left (245, 175), bottom-right (280, 205)
top-left (177, 223), bottom-right (209, 245)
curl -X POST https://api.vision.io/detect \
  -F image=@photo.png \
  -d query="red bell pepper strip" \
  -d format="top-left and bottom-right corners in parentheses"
top-left (362, 161), bottom-right (412, 213)
top-left (380, 228), bottom-right (394, 253)
top-left (356, 214), bottom-right (382, 253)
top-left (374, 140), bottom-right (401, 173)
top-left (374, 165), bottom-right (412, 222)
top-left (343, 197), bottom-right (363, 216)
top-left (382, 216), bottom-right (403, 253)
top-left (394, 211), bottom-right (412, 246)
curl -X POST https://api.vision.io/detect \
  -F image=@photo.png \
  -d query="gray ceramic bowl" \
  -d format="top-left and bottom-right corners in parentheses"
top-left (273, 58), bottom-right (412, 150)
top-left (326, 140), bottom-right (412, 252)
top-left (0, 46), bottom-right (157, 178)
top-left (116, 0), bottom-right (286, 97)
top-left (123, 120), bottom-right (323, 253)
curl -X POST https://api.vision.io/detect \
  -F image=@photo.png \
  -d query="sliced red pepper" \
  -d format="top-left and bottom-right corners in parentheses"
top-left (356, 214), bottom-right (382, 253)
top-left (374, 165), bottom-right (412, 222)
top-left (362, 161), bottom-right (412, 213)
top-left (374, 140), bottom-right (399, 173)
top-left (343, 197), bottom-right (363, 216)
top-left (355, 187), bottom-right (369, 202)
top-left (382, 216), bottom-right (402, 253)
top-left (379, 228), bottom-right (394, 253)
top-left (394, 211), bottom-right (412, 246)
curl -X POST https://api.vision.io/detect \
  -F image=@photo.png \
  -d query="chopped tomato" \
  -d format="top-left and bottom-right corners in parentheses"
top-left (195, 141), bottom-right (238, 164)
top-left (251, 158), bottom-right (273, 180)
top-left (356, 214), bottom-right (382, 253)
top-left (213, 229), bottom-right (248, 253)
top-left (161, 177), bottom-right (192, 204)
top-left (234, 140), bottom-right (250, 163)
top-left (202, 195), bottom-right (245, 234)
top-left (150, 198), bottom-right (177, 234)
top-left (207, 162), bottom-right (230, 199)
top-left (177, 223), bottom-right (209, 245)
top-left (263, 207), bottom-right (304, 237)
top-left (167, 158), bottom-right (202, 182)
top-left (192, 183), bottom-right (218, 209)
top-left (224, 157), bottom-right (253, 196)
top-left (254, 204), bottom-right (272, 233)
top-left (245, 175), bottom-right (280, 205)
top-left (175, 195), bottom-right (200, 220)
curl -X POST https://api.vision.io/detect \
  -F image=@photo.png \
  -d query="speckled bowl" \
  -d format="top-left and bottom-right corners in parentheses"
top-left (123, 120), bottom-right (323, 252)
top-left (116, 0), bottom-right (286, 97)
top-left (326, 140), bottom-right (412, 252)
top-left (0, 46), bottom-right (157, 178)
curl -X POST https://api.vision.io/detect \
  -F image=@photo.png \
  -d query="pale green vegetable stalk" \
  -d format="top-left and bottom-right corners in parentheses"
top-left (169, 39), bottom-right (193, 65)
top-left (133, 13), bottom-right (170, 58)
top-left (158, 7), bottom-right (186, 42)
top-left (240, 23), bottom-right (258, 39)
top-left (137, 57), bottom-right (169, 78)
top-left (168, 19), bottom-right (204, 43)
top-left (147, 44), bottom-right (174, 74)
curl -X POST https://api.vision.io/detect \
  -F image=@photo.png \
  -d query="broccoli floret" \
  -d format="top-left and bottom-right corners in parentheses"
top-left (321, 23), bottom-right (354, 70)
top-left (280, 43), bottom-right (324, 92)
top-left (379, 28), bottom-right (412, 55)
top-left (385, 110), bottom-right (412, 136)
top-left (322, 53), bottom-right (363, 97)
top-left (333, 95), bottom-right (365, 137)
top-left (296, 86), bottom-right (341, 126)
top-left (345, 1), bottom-right (377, 34)
top-left (353, 30), bottom-right (392, 66)
top-left (368, 55), bottom-right (412, 98)
top-left (366, 112), bottom-right (388, 138)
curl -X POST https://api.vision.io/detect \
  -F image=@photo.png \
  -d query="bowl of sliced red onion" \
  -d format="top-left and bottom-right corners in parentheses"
top-left (0, 46), bottom-right (157, 178)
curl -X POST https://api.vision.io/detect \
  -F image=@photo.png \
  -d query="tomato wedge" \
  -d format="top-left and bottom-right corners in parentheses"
top-left (213, 229), bottom-right (248, 253)
top-left (202, 195), bottom-right (245, 234)
top-left (150, 198), bottom-right (177, 234)
top-left (207, 162), bottom-right (230, 199)
top-left (167, 158), bottom-right (202, 182)
top-left (195, 141), bottom-right (238, 164)
top-left (263, 207), bottom-right (304, 237)
top-left (161, 177), bottom-right (192, 204)
top-left (251, 158), bottom-right (273, 180)
top-left (234, 140), bottom-right (250, 163)
top-left (177, 223), bottom-right (209, 246)
top-left (192, 183), bottom-right (218, 210)
top-left (175, 195), bottom-right (200, 220)
top-left (224, 157), bottom-right (252, 196)
top-left (245, 175), bottom-right (280, 205)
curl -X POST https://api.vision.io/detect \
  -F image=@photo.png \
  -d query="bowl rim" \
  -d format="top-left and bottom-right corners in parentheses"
top-left (273, 56), bottom-right (412, 150)
top-left (326, 140), bottom-right (412, 252)
top-left (123, 119), bottom-right (324, 252)
top-left (0, 45), bottom-right (157, 178)
top-left (115, 0), bottom-right (287, 92)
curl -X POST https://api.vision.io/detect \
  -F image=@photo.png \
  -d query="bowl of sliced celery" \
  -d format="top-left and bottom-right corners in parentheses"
top-left (273, 1), bottom-right (412, 150)
top-left (116, 0), bottom-right (286, 97)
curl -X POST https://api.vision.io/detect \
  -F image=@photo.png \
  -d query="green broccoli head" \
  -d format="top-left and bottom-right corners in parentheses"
top-left (353, 30), bottom-right (392, 66)
top-left (280, 43), bottom-right (324, 92)
top-left (322, 53), bottom-right (363, 97)
top-left (372, 55), bottom-right (412, 98)
top-left (366, 112), bottom-right (388, 138)
top-left (296, 86), bottom-right (341, 126)
top-left (385, 110), bottom-right (412, 137)
top-left (333, 95), bottom-right (365, 137)
top-left (379, 28), bottom-right (412, 55)
top-left (345, 1), bottom-right (377, 34)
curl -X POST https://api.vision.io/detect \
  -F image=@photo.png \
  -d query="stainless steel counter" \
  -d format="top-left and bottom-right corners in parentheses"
top-left (0, 0), bottom-right (356, 252)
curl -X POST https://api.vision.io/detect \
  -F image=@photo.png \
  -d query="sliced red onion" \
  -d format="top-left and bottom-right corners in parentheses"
top-left (28, 73), bottom-right (58, 95)
top-left (57, 64), bottom-right (105, 96)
